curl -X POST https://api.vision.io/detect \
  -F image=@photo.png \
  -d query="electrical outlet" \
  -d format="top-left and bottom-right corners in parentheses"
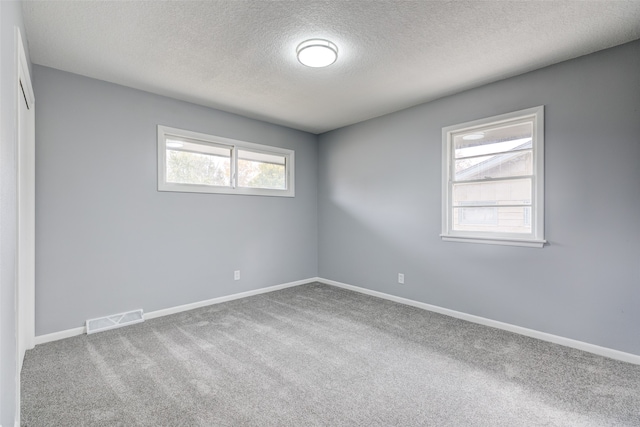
top-left (398, 273), bottom-right (404, 284)
top-left (234, 270), bottom-right (240, 281)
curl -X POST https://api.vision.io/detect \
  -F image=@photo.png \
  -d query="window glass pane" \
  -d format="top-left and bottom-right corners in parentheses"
top-left (455, 150), bottom-right (532, 181)
top-left (159, 126), bottom-right (294, 196)
top-left (237, 149), bottom-right (286, 190)
top-left (457, 202), bottom-right (498, 225)
top-left (442, 107), bottom-right (543, 245)
top-left (453, 179), bottom-right (531, 206)
top-left (454, 122), bottom-right (532, 159)
top-left (453, 206), bottom-right (532, 233)
top-left (166, 144), bottom-right (231, 186)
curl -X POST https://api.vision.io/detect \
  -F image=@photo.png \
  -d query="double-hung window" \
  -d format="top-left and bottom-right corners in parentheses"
top-left (441, 106), bottom-right (545, 247)
top-left (158, 125), bottom-right (294, 197)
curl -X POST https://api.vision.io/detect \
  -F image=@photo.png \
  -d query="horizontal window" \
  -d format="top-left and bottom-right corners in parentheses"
top-left (441, 106), bottom-right (545, 248)
top-left (158, 126), bottom-right (294, 197)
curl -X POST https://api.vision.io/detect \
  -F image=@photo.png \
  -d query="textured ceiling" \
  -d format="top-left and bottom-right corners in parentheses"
top-left (22, 1), bottom-right (640, 134)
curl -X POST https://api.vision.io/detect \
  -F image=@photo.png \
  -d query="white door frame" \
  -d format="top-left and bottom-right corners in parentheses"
top-left (15, 25), bottom-right (35, 423)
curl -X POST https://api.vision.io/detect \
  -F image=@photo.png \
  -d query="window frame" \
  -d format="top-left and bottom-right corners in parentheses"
top-left (158, 125), bottom-right (295, 197)
top-left (441, 106), bottom-right (545, 248)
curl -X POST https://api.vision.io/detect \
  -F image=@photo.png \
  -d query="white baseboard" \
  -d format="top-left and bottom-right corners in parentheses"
top-left (144, 277), bottom-right (315, 320)
top-left (33, 276), bottom-right (640, 365)
top-left (34, 326), bottom-right (85, 345)
top-left (34, 277), bottom-right (317, 345)
top-left (317, 277), bottom-right (640, 365)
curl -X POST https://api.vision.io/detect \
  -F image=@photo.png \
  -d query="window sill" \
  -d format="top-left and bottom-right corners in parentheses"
top-left (158, 182), bottom-right (294, 197)
top-left (440, 235), bottom-right (546, 248)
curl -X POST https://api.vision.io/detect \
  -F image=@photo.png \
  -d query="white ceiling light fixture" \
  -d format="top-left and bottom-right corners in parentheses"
top-left (296, 39), bottom-right (338, 68)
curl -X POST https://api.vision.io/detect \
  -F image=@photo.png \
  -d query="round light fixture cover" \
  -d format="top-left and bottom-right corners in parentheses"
top-left (297, 39), bottom-right (338, 68)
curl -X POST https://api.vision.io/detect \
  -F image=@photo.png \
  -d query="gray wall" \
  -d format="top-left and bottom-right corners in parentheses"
top-left (1, 1), bottom-right (31, 424)
top-left (318, 40), bottom-right (640, 355)
top-left (34, 66), bottom-right (318, 336)
top-left (31, 35), bottom-right (640, 359)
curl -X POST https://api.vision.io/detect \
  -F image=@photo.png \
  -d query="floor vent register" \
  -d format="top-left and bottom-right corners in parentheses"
top-left (86, 309), bottom-right (144, 334)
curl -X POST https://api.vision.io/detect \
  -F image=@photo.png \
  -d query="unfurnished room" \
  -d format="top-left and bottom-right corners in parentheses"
top-left (1, 1), bottom-right (639, 426)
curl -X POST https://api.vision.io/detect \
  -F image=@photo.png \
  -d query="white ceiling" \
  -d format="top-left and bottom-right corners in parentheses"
top-left (22, 1), bottom-right (640, 134)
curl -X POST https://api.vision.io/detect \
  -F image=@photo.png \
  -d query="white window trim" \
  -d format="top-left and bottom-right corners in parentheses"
top-left (158, 125), bottom-right (295, 197)
top-left (441, 106), bottom-right (545, 248)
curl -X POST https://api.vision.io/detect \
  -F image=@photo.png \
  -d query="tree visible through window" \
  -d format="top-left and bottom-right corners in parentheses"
top-left (158, 126), bottom-right (294, 197)
top-left (238, 149), bottom-right (286, 190)
top-left (166, 149), bottom-right (230, 186)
